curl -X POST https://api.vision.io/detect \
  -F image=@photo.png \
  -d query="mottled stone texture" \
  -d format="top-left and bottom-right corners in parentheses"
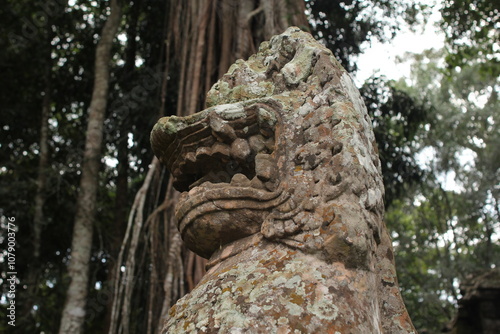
top-left (151, 27), bottom-right (416, 333)
top-left (444, 269), bottom-right (500, 334)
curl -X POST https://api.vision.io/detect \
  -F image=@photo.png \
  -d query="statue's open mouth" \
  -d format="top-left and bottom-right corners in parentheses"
top-left (151, 102), bottom-right (279, 192)
top-left (151, 102), bottom-right (286, 257)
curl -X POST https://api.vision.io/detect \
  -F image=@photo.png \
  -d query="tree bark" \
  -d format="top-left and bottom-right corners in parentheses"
top-left (58, 1), bottom-right (121, 333)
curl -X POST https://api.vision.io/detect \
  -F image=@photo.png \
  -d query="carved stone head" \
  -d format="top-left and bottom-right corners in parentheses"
top-left (152, 26), bottom-right (383, 267)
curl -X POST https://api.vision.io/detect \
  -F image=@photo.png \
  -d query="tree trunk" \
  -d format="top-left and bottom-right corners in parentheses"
top-left (22, 27), bottom-right (52, 327)
top-left (58, 1), bottom-right (121, 333)
top-left (33, 49), bottom-right (51, 261)
top-left (103, 0), bottom-right (142, 330)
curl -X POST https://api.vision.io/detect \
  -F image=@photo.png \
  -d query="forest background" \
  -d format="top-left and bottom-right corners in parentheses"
top-left (0, 0), bottom-right (498, 333)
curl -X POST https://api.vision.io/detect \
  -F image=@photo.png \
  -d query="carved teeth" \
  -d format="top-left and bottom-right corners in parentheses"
top-left (188, 182), bottom-right (210, 194)
top-left (183, 151), bottom-right (198, 173)
top-left (196, 146), bottom-right (212, 160)
top-left (230, 173), bottom-right (251, 187)
top-left (231, 138), bottom-right (251, 162)
top-left (173, 167), bottom-right (182, 178)
top-left (255, 153), bottom-right (276, 182)
top-left (284, 220), bottom-right (300, 234)
top-left (211, 142), bottom-right (231, 160)
top-left (210, 113), bottom-right (237, 142)
top-left (265, 137), bottom-right (275, 151)
top-left (156, 105), bottom-right (280, 192)
top-left (185, 151), bottom-right (196, 163)
top-left (264, 180), bottom-right (278, 192)
top-left (248, 134), bottom-right (266, 153)
top-left (250, 176), bottom-right (266, 190)
top-left (257, 107), bottom-right (277, 126)
top-left (188, 171), bottom-right (220, 189)
top-left (258, 107), bottom-right (276, 138)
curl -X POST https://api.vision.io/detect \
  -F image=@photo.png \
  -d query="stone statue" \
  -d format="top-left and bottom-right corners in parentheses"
top-left (151, 27), bottom-right (416, 333)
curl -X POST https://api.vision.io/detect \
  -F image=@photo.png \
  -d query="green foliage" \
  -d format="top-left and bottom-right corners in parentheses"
top-left (387, 197), bottom-right (458, 333)
top-left (389, 41), bottom-right (499, 334)
top-left (441, 0), bottom-right (499, 75)
top-left (372, 2), bottom-right (500, 331)
top-left (361, 77), bottom-right (429, 207)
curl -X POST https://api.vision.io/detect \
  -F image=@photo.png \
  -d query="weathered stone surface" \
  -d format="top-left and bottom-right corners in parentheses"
top-left (444, 269), bottom-right (500, 334)
top-left (151, 27), bottom-right (416, 333)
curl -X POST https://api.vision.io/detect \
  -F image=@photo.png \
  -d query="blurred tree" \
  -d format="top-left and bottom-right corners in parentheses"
top-left (378, 2), bottom-right (500, 331)
top-left (441, 0), bottom-right (499, 75)
top-left (1, 1), bottom-right (100, 332)
top-left (58, 0), bottom-right (121, 333)
top-left (389, 46), bottom-right (499, 332)
top-left (361, 76), bottom-right (429, 208)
